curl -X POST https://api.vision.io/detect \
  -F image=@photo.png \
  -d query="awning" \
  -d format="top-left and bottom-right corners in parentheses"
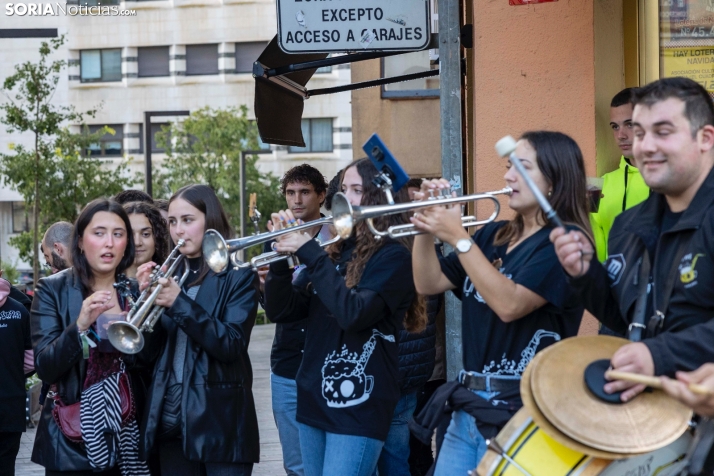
top-left (253, 35), bottom-right (439, 146)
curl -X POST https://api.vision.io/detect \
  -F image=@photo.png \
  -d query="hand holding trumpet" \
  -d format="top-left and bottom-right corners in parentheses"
top-left (409, 179), bottom-right (472, 246)
top-left (136, 261), bottom-right (181, 309)
top-left (270, 210), bottom-right (313, 254)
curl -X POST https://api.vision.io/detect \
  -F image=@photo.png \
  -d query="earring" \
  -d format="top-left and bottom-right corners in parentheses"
top-left (547, 190), bottom-right (552, 197)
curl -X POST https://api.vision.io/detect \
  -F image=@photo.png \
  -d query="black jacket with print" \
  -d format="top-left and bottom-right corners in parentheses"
top-left (571, 167), bottom-right (714, 377)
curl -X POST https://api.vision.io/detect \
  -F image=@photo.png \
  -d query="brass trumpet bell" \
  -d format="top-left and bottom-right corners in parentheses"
top-left (330, 188), bottom-right (512, 239)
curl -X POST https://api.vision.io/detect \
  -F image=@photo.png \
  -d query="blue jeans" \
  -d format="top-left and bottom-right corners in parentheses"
top-left (434, 372), bottom-right (520, 476)
top-left (298, 423), bottom-right (384, 476)
top-left (374, 391), bottom-right (417, 476)
top-left (271, 372), bottom-right (304, 476)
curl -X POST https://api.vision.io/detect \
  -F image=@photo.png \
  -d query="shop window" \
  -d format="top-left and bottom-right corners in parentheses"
top-left (80, 49), bottom-right (122, 83)
top-left (186, 44), bottom-right (219, 76)
top-left (288, 118), bottom-right (333, 153)
top-left (660, 1), bottom-right (714, 94)
top-left (85, 124), bottom-right (123, 157)
top-left (138, 46), bottom-right (170, 77)
top-left (381, 50), bottom-right (439, 99)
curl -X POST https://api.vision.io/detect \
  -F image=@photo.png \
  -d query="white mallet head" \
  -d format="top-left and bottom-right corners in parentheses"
top-left (495, 135), bottom-right (517, 158)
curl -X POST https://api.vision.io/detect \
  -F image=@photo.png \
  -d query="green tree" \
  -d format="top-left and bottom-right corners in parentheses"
top-left (154, 106), bottom-right (285, 245)
top-left (0, 36), bottom-right (137, 279)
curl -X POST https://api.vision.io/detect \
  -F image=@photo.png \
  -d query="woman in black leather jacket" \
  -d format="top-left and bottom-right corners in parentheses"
top-left (136, 184), bottom-right (259, 476)
top-left (31, 199), bottom-right (152, 476)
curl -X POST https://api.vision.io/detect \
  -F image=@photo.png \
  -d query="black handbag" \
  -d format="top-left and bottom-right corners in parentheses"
top-left (158, 383), bottom-right (182, 440)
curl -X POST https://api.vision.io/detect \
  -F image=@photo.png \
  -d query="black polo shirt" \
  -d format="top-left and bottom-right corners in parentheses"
top-left (439, 221), bottom-right (582, 383)
top-left (0, 297), bottom-right (32, 432)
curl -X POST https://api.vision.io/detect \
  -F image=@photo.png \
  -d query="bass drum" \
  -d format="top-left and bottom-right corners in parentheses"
top-left (475, 407), bottom-right (691, 476)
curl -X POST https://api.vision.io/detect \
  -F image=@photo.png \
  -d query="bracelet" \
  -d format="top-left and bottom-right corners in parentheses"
top-left (78, 327), bottom-right (89, 336)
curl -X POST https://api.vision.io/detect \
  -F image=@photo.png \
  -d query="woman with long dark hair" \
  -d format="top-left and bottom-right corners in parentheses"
top-left (410, 131), bottom-right (590, 474)
top-left (31, 199), bottom-right (151, 476)
top-left (123, 201), bottom-right (169, 279)
top-left (265, 158), bottom-right (425, 476)
top-left (136, 184), bottom-right (259, 476)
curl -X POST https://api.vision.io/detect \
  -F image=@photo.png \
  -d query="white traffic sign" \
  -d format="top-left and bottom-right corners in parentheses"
top-left (276, 0), bottom-right (430, 53)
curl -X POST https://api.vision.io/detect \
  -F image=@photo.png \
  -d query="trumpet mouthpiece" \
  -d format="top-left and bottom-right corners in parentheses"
top-left (495, 136), bottom-right (517, 158)
top-left (176, 239), bottom-right (186, 247)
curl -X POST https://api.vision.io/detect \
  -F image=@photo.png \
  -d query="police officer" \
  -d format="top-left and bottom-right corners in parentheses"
top-left (552, 77), bottom-right (714, 402)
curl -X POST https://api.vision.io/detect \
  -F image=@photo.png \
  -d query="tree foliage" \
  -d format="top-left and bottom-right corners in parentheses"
top-left (0, 36), bottom-right (137, 276)
top-left (154, 106), bottom-right (285, 240)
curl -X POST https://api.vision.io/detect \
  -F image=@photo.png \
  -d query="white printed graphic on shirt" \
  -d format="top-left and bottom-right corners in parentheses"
top-left (321, 329), bottom-right (395, 408)
top-left (482, 329), bottom-right (561, 376)
top-left (0, 310), bottom-right (21, 320)
top-left (462, 267), bottom-right (512, 304)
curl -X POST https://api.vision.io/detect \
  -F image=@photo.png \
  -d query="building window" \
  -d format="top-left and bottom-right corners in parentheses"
top-left (138, 46), bottom-right (170, 78)
top-left (150, 123), bottom-right (169, 152)
top-left (288, 118), bottom-right (333, 153)
top-left (85, 124), bottom-right (123, 157)
top-left (186, 44), bottom-right (219, 76)
top-left (235, 42), bottom-right (267, 73)
top-left (80, 49), bottom-right (122, 83)
top-left (381, 50), bottom-right (439, 99)
top-left (12, 202), bottom-right (29, 233)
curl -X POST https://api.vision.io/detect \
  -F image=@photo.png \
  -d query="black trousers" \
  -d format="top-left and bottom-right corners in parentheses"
top-left (159, 439), bottom-right (253, 476)
top-left (0, 432), bottom-right (22, 476)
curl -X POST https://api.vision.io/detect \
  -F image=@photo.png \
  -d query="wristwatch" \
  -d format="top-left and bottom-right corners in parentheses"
top-left (454, 237), bottom-right (474, 255)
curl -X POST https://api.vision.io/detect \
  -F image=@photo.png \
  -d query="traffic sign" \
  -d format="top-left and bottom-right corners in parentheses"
top-left (276, 0), bottom-right (430, 53)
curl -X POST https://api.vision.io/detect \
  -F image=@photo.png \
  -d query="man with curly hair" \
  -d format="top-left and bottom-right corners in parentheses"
top-left (268, 164), bottom-right (331, 476)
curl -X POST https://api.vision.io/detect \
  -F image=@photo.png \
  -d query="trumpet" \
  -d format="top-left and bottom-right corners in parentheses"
top-left (107, 240), bottom-right (190, 354)
top-left (203, 216), bottom-right (334, 273)
top-left (331, 187), bottom-right (512, 239)
top-left (247, 235), bottom-right (341, 270)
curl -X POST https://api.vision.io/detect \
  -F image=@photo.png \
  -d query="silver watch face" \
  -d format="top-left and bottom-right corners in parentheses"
top-left (456, 239), bottom-right (472, 253)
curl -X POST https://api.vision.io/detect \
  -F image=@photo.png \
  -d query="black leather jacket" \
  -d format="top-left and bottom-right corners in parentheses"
top-left (139, 265), bottom-right (260, 463)
top-left (30, 268), bottom-right (153, 471)
top-left (572, 167), bottom-right (714, 376)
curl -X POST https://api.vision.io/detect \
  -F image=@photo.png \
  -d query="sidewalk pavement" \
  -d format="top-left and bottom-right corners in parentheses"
top-left (16, 323), bottom-right (283, 476)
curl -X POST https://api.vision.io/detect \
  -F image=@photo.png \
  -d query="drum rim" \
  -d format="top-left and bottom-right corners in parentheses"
top-left (521, 350), bottom-right (633, 460)
top-left (529, 336), bottom-right (692, 454)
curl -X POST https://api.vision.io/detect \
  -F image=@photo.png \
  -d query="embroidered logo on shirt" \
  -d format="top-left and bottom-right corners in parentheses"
top-left (482, 330), bottom-right (561, 376)
top-left (679, 253), bottom-right (705, 288)
top-left (605, 254), bottom-right (626, 286)
top-left (321, 329), bottom-right (394, 408)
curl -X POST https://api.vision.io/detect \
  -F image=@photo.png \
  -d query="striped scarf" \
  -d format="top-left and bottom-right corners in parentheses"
top-left (80, 373), bottom-right (151, 475)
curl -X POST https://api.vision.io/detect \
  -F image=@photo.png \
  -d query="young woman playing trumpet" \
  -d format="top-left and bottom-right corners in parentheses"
top-left (136, 184), bottom-right (259, 476)
top-left (410, 131), bottom-right (591, 474)
top-left (264, 158), bottom-right (426, 476)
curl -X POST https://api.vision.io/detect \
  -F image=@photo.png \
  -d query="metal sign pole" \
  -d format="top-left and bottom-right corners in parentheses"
top-left (439, 0), bottom-right (464, 381)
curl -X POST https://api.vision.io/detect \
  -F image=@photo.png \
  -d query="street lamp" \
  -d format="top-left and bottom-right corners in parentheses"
top-left (143, 110), bottom-right (190, 197)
